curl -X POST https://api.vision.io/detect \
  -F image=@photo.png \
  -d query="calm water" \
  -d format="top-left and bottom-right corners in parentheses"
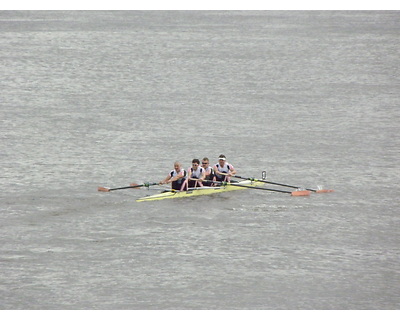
top-left (0, 11), bottom-right (399, 309)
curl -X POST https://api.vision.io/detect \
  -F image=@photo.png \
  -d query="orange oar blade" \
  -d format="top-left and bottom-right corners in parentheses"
top-left (316, 189), bottom-right (334, 193)
top-left (130, 183), bottom-right (141, 188)
top-left (291, 190), bottom-right (311, 196)
top-left (98, 187), bottom-right (110, 192)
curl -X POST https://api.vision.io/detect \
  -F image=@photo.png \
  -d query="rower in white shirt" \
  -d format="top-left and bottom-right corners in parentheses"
top-left (159, 161), bottom-right (187, 191)
top-left (186, 158), bottom-right (206, 188)
top-left (213, 154), bottom-right (236, 182)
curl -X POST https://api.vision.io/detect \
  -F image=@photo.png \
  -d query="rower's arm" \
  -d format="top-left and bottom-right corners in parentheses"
top-left (159, 174), bottom-right (172, 185)
top-left (169, 171), bottom-right (184, 182)
top-left (213, 165), bottom-right (222, 176)
top-left (199, 169), bottom-right (206, 181)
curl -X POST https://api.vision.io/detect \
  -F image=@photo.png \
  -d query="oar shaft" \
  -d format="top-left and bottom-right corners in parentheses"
top-left (210, 181), bottom-right (310, 196)
top-left (98, 182), bottom-right (157, 192)
top-left (235, 175), bottom-right (299, 189)
top-left (229, 183), bottom-right (310, 195)
top-left (110, 185), bottom-right (142, 191)
top-left (232, 184), bottom-right (292, 193)
top-left (266, 180), bottom-right (299, 189)
top-left (234, 175), bottom-right (333, 193)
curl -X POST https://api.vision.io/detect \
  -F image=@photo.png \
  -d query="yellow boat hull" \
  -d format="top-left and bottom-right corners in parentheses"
top-left (136, 180), bottom-right (265, 202)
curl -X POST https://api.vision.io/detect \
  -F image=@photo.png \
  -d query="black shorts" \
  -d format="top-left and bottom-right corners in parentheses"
top-left (215, 175), bottom-right (227, 182)
top-left (188, 180), bottom-right (201, 188)
top-left (172, 179), bottom-right (186, 191)
top-left (202, 180), bottom-right (213, 186)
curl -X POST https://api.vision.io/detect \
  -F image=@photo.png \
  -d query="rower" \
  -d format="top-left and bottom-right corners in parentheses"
top-left (213, 154), bottom-right (236, 182)
top-left (186, 158), bottom-right (206, 188)
top-left (159, 161), bottom-right (187, 191)
top-left (201, 157), bottom-right (215, 186)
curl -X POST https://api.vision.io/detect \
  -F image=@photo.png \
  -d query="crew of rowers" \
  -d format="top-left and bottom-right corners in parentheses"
top-left (159, 154), bottom-right (237, 191)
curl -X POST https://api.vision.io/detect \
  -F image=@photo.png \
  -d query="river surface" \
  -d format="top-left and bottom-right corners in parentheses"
top-left (1, 11), bottom-right (399, 309)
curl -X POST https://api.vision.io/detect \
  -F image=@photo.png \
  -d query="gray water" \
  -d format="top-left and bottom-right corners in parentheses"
top-left (1, 11), bottom-right (399, 309)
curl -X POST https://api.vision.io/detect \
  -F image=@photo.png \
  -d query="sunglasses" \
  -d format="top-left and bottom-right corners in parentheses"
top-left (202, 162), bottom-right (208, 165)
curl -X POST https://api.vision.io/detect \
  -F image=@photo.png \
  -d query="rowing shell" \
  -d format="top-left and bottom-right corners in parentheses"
top-left (136, 180), bottom-right (265, 202)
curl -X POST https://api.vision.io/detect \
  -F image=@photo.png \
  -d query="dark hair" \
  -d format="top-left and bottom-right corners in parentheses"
top-left (192, 158), bottom-right (200, 164)
top-left (219, 154), bottom-right (226, 159)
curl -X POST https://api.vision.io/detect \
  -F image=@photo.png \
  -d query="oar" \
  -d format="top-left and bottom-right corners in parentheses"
top-left (234, 175), bottom-right (334, 193)
top-left (210, 181), bottom-right (311, 196)
top-left (98, 182), bottom-right (158, 192)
